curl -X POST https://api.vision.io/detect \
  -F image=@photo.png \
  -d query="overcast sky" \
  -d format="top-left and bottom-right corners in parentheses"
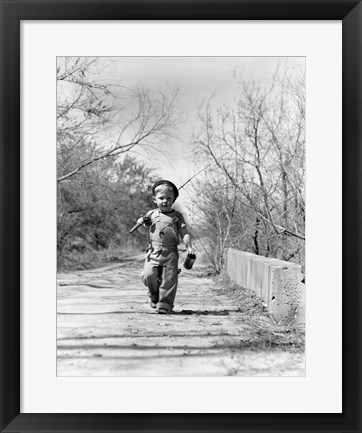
top-left (101, 57), bottom-right (305, 208)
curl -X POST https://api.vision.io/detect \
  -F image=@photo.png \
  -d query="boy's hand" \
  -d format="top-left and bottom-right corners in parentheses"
top-left (187, 247), bottom-right (195, 255)
top-left (137, 217), bottom-right (145, 226)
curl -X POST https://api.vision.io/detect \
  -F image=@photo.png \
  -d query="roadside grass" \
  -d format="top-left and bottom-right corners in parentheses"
top-left (215, 272), bottom-right (305, 353)
top-left (57, 245), bottom-right (144, 272)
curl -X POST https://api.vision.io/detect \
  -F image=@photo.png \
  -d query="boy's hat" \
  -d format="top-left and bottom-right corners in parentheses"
top-left (152, 180), bottom-right (179, 200)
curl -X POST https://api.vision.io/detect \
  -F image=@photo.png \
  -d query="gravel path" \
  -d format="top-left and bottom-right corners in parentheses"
top-left (57, 254), bottom-right (305, 376)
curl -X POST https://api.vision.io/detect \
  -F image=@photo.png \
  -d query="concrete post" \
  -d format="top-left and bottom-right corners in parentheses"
top-left (226, 249), bottom-right (305, 324)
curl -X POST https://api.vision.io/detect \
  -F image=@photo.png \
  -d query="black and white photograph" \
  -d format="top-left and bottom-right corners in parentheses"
top-left (57, 56), bottom-right (306, 377)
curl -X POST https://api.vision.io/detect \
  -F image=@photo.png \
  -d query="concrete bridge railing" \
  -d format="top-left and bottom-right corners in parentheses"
top-left (226, 249), bottom-right (305, 324)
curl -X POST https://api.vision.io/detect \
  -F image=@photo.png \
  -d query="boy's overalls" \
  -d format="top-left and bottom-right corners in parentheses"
top-left (141, 209), bottom-right (185, 312)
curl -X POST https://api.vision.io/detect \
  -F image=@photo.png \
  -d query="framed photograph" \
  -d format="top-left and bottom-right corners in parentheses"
top-left (1, 0), bottom-right (360, 432)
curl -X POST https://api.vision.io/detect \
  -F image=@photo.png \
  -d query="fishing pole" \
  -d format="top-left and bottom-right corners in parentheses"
top-left (129, 151), bottom-right (229, 233)
top-left (178, 151), bottom-right (229, 191)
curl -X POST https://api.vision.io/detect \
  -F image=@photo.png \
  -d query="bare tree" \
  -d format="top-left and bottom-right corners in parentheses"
top-left (57, 57), bottom-right (180, 183)
top-left (57, 57), bottom-right (181, 268)
top-left (192, 63), bottom-right (305, 269)
top-left (192, 171), bottom-right (239, 273)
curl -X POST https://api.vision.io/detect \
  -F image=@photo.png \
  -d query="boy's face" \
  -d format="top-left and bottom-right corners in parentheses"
top-left (153, 187), bottom-right (175, 212)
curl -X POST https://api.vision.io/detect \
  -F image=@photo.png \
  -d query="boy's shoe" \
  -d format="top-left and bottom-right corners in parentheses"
top-left (157, 308), bottom-right (169, 314)
top-left (150, 301), bottom-right (157, 309)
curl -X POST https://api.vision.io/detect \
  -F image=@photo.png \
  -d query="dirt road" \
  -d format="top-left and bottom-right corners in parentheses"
top-left (57, 254), bottom-right (305, 376)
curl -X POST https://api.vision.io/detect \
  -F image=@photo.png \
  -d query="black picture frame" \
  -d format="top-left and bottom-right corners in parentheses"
top-left (0, 1), bottom-right (361, 432)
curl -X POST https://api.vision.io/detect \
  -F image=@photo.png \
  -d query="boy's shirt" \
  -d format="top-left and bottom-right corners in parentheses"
top-left (146, 208), bottom-right (186, 248)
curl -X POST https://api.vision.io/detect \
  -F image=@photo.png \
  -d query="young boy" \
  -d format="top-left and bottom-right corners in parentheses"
top-left (136, 180), bottom-right (194, 314)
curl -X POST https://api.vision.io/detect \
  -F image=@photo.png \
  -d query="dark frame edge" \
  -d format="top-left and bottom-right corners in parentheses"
top-left (342, 1), bottom-right (362, 430)
top-left (0, 1), bottom-right (361, 433)
top-left (0, 0), bottom-right (21, 433)
top-left (3, 413), bottom-right (360, 433)
top-left (1, 413), bottom-right (360, 433)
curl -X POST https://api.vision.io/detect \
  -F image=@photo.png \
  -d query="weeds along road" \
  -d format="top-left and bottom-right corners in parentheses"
top-left (57, 254), bottom-right (305, 376)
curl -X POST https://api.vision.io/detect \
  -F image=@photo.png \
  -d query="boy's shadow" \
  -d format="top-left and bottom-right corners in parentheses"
top-left (171, 309), bottom-right (230, 316)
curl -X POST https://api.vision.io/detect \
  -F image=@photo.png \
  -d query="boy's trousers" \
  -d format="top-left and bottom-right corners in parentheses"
top-left (141, 246), bottom-right (178, 312)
